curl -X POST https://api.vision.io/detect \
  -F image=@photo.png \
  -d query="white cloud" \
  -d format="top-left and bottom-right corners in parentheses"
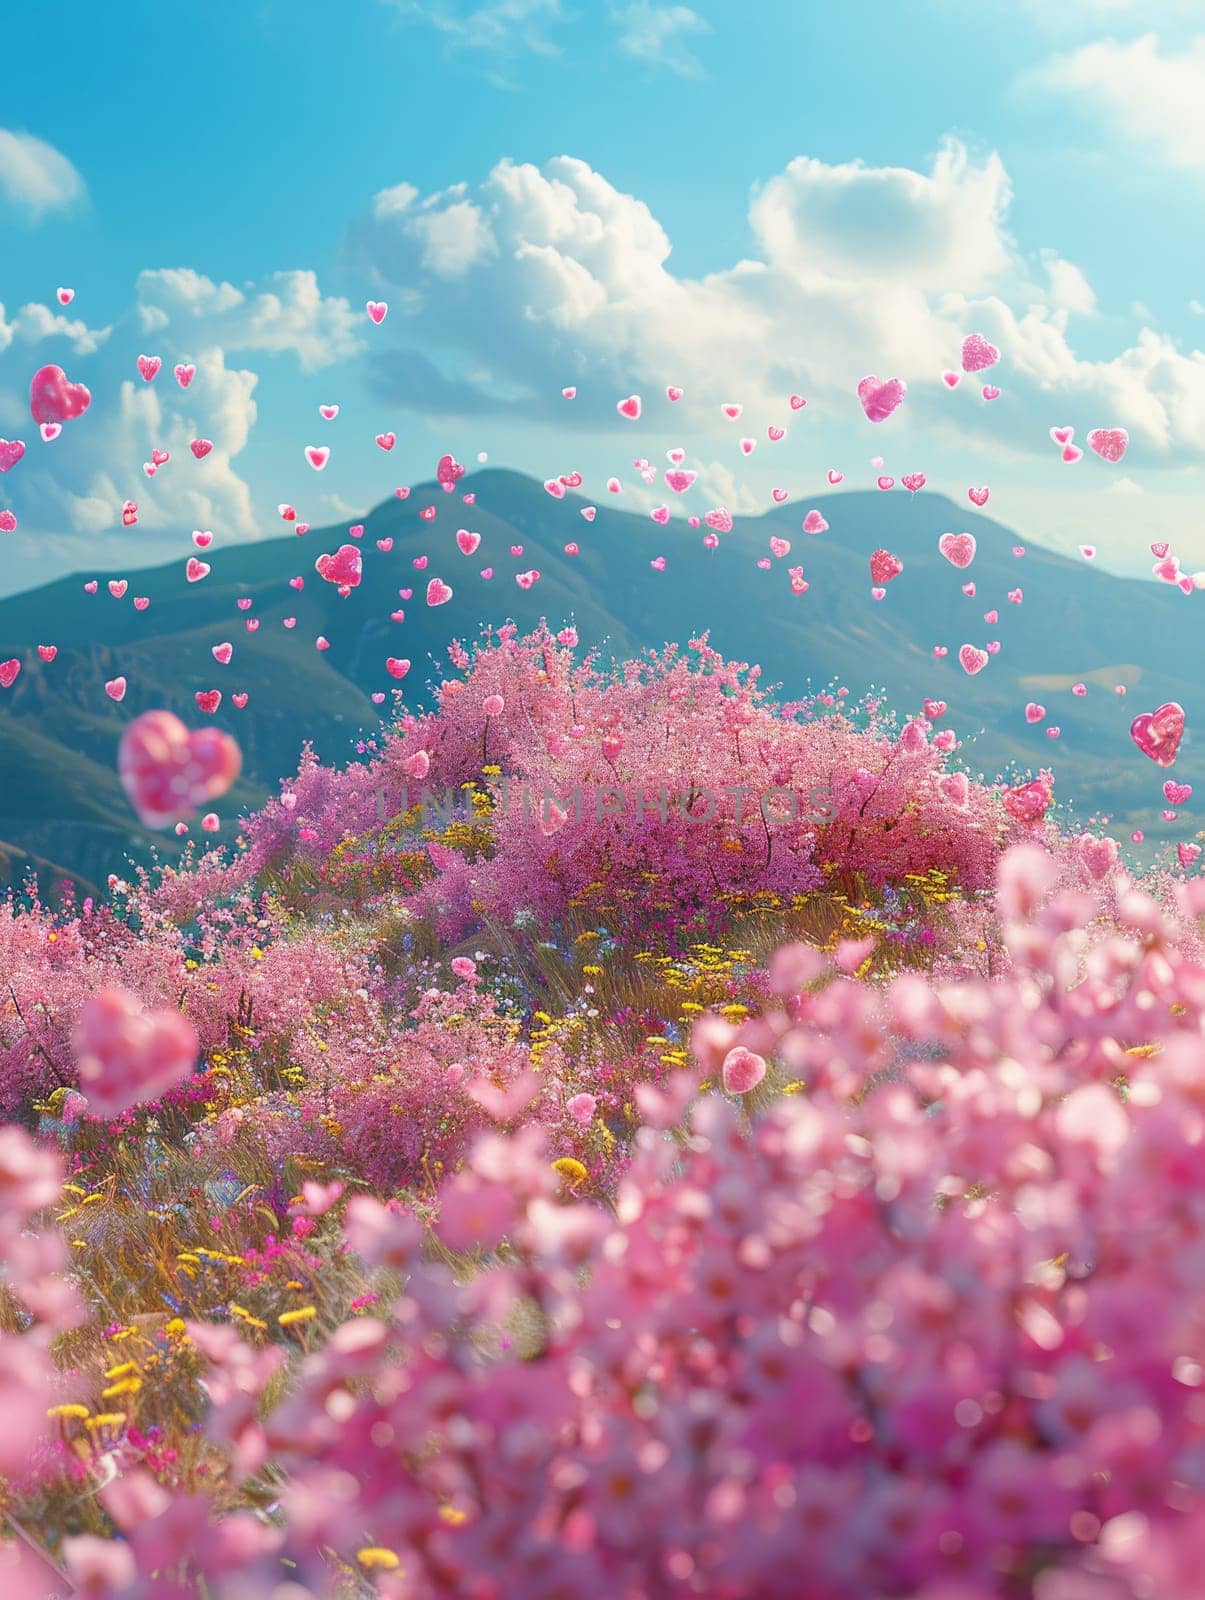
top-left (134, 269), bottom-right (363, 372)
top-left (0, 128), bottom-right (86, 220)
top-left (1024, 34), bottom-right (1205, 172)
top-left (348, 142), bottom-right (1205, 462)
top-left (373, 181), bottom-right (420, 218)
top-left (1108, 475), bottom-right (1144, 494)
top-left (380, 0), bottom-right (564, 53)
top-left (613, 3), bottom-right (710, 76)
top-left (7, 302), bottom-right (111, 356)
top-left (412, 199), bottom-right (497, 276)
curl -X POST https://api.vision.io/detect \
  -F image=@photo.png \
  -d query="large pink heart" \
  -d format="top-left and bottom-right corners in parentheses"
top-left (938, 532), bottom-right (976, 569)
top-left (315, 543), bottom-right (362, 587)
top-left (72, 986), bottom-right (199, 1116)
top-left (29, 364), bottom-right (92, 425)
top-left (118, 708), bottom-right (241, 827)
top-left (856, 374), bottom-right (907, 423)
top-left (1002, 778), bottom-right (1053, 822)
top-left (1087, 428), bottom-right (1128, 463)
top-left (1130, 702), bottom-right (1185, 766)
top-left (960, 333), bottom-right (1000, 373)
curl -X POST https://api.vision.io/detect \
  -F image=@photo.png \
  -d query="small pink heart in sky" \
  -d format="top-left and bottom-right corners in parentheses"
top-left (984, 609), bottom-right (998, 624)
top-left (426, 577), bottom-right (453, 606)
top-left (768, 425), bottom-right (785, 442)
top-left (562, 386), bottom-right (576, 399)
top-left (395, 486), bottom-right (411, 499)
top-left (84, 580), bottom-right (98, 594)
top-left (826, 470), bottom-right (843, 485)
top-left (967, 486), bottom-right (989, 506)
top-left (722, 402), bottom-right (743, 419)
top-left (857, 375), bottom-right (907, 422)
top-left (942, 371), bottom-right (961, 388)
top-left (564, 542), bottom-right (579, 556)
top-left (57, 287), bottom-right (74, 305)
top-left (137, 354), bottom-right (162, 382)
top-left (319, 404), bottom-right (339, 419)
top-left (1062, 444), bottom-right (1083, 464)
top-left (1050, 425), bottom-right (1074, 446)
top-left (961, 581), bottom-right (976, 597)
top-left (876, 476), bottom-right (894, 491)
top-left (1087, 427), bottom-right (1128, 463)
top-left (650, 556), bottom-right (666, 571)
top-left (1026, 703), bottom-right (1046, 723)
top-left (480, 567), bottom-right (493, 579)
top-left (38, 644), bottom-right (57, 661)
top-left (580, 505), bottom-right (597, 521)
top-left (412, 555), bottom-right (428, 570)
top-left (105, 677), bottom-right (126, 702)
top-left (933, 646), bottom-right (948, 658)
top-left (771, 488), bottom-right (788, 503)
top-left (0, 511), bottom-right (16, 532)
top-left (939, 532), bottom-right (976, 569)
top-left (420, 505), bottom-right (436, 521)
top-left (399, 587), bottom-right (412, 599)
top-left (1072, 682), bottom-right (1087, 696)
top-left (186, 558), bottom-right (210, 583)
top-left (1012, 546), bottom-right (1025, 558)
top-left (982, 385), bottom-right (1001, 401)
top-left (190, 438), bottom-right (213, 461)
top-left (986, 641), bottom-right (1001, 654)
top-left (376, 432), bottom-right (396, 452)
top-left (42, 423), bottom-right (62, 442)
top-left (174, 363), bottom-right (196, 388)
top-left (1008, 587), bottom-right (1023, 603)
top-left (0, 439), bottom-right (27, 473)
top-left (789, 394), bottom-right (807, 410)
top-left (1080, 545), bottom-right (1097, 560)
top-left (366, 300), bottom-right (388, 324)
top-left (961, 333), bottom-right (1000, 372)
top-left (212, 643), bottom-right (233, 665)
top-left (667, 385), bottom-right (683, 402)
top-left (959, 644), bottom-right (988, 676)
top-left (617, 395), bottom-right (641, 420)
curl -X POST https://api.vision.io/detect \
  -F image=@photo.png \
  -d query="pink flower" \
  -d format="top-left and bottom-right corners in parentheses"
top-left (483, 694), bottom-right (505, 716)
top-left (567, 1092), bottom-right (597, 1124)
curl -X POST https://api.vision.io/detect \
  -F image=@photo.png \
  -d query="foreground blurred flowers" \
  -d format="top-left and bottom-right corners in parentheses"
top-left (0, 630), bottom-right (1201, 1597)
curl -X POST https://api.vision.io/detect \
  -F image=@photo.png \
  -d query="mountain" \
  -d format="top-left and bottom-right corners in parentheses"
top-left (0, 468), bottom-right (1198, 895)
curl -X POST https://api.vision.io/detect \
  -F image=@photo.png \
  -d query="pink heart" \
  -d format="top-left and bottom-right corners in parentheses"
top-left (289, 576), bottom-right (304, 590)
top-left (386, 657), bottom-right (410, 679)
top-left (37, 644), bottom-right (56, 662)
top-left (456, 529), bottom-right (481, 555)
top-left (564, 542), bottom-right (580, 556)
top-left (480, 568), bottom-right (493, 579)
top-left (768, 426), bottom-right (785, 442)
top-left (1072, 682), bottom-right (1086, 696)
top-left (961, 333), bottom-right (1000, 372)
top-left (245, 618), bottom-right (259, 632)
top-left (390, 609), bottom-right (405, 622)
top-left (1050, 426), bottom-right (1074, 446)
top-left (232, 692), bottom-right (248, 708)
top-left (426, 577), bottom-right (453, 606)
top-left (30, 364), bottom-right (91, 424)
top-left (315, 544), bottom-right (363, 588)
top-left (1003, 778), bottom-right (1053, 822)
top-left (802, 510), bottom-right (828, 534)
top-left (57, 287), bottom-right (74, 305)
top-left (84, 580), bottom-right (98, 594)
top-left (561, 386), bottom-right (576, 399)
top-left (651, 505), bottom-right (669, 525)
top-left (283, 617), bottom-right (296, 628)
top-left (876, 476), bottom-right (894, 491)
top-left (665, 469), bottom-right (696, 494)
top-left (771, 488), bottom-right (788, 503)
top-left (967, 486), bottom-right (989, 507)
top-left (1178, 842), bottom-right (1202, 870)
top-left (1013, 546), bottom-right (1026, 558)
top-left (42, 424), bottom-right (64, 442)
top-left (1087, 427), bottom-right (1128, 463)
top-left (376, 432), bottom-right (396, 452)
top-left (377, 537), bottom-right (394, 551)
top-left (982, 385), bottom-right (1001, 401)
top-left (650, 557), bottom-right (666, 572)
top-left (826, 470), bottom-right (843, 485)
top-left (1165, 780), bottom-right (1193, 805)
top-left (366, 300), bottom-right (388, 325)
top-left (137, 354), bottom-right (162, 383)
top-left (769, 536), bottom-right (790, 558)
top-left (190, 438), bottom-right (214, 461)
top-left (959, 644), bottom-right (988, 676)
top-left (118, 709), bottom-right (240, 829)
top-left (371, 691), bottom-right (385, 704)
top-left (789, 394), bottom-right (807, 410)
top-left (396, 486), bottom-right (411, 499)
top-left (0, 658), bottom-right (20, 688)
top-left (667, 386), bottom-right (684, 402)
top-left (986, 641), bottom-right (1001, 654)
top-left (236, 598), bottom-right (252, 611)
top-left (400, 587), bottom-right (413, 599)
top-left (901, 472), bottom-right (926, 493)
top-left (961, 581), bottom-right (976, 597)
top-left (420, 505), bottom-right (437, 522)
top-left (722, 403), bottom-right (743, 419)
top-left (212, 642), bottom-right (233, 665)
top-left (193, 531), bottom-right (213, 548)
top-left (1025, 703), bottom-right (1046, 723)
top-left (516, 568), bottom-right (541, 588)
top-left (580, 505), bottom-right (597, 521)
top-left (319, 404), bottom-right (339, 420)
top-left (0, 511), bottom-right (16, 532)
top-left (857, 375), bottom-right (907, 423)
top-left (186, 559), bottom-right (210, 583)
top-left (1151, 541), bottom-right (1170, 559)
top-left (1063, 445), bottom-right (1083, 464)
top-left (617, 395), bottom-right (642, 420)
top-left (412, 555), bottom-right (428, 570)
top-left (704, 507), bottom-right (733, 533)
top-left (174, 363), bottom-right (196, 388)
top-left (108, 579), bottom-right (128, 599)
top-left (870, 586), bottom-right (886, 601)
top-left (984, 609), bottom-right (998, 624)
top-left (105, 677), bottom-right (127, 702)
top-left (942, 371), bottom-right (961, 388)
top-left (544, 478), bottom-right (566, 498)
top-left (869, 548), bottom-right (903, 584)
top-left (305, 445), bottom-right (330, 471)
top-left (932, 645), bottom-right (948, 658)
top-left (72, 986), bottom-right (199, 1115)
top-left (938, 532), bottom-right (976, 569)
top-left (0, 438), bottom-right (27, 473)
top-left (1130, 702), bottom-right (1185, 766)
top-left (1008, 588), bottom-right (1023, 603)
top-left (315, 637), bottom-right (330, 651)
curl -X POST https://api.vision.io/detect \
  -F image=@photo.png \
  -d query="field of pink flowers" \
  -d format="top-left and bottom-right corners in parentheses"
top-left (1, 625), bottom-right (1202, 1599)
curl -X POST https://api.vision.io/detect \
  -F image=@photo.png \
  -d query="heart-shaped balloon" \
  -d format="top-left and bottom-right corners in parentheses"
top-left (118, 709), bottom-right (241, 827)
top-left (30, 364), bottom-right (92, 425)
top-left (1130, 703), bottom-right (1185, 767)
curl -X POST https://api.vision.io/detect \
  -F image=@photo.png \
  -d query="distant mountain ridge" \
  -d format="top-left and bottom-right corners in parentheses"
top-left (0, 467), bottom-right (1198, 894)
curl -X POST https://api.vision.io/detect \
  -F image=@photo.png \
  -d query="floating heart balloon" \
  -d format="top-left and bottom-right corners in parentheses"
top-left (0, 439), bottom-right (27, 473)
top-left (315, 544), bottom-right (362, 588)
top-left (195, 690), bottom-right (222, 714)
top-left (1088, 428), bottom-right (1128, 463)
top-left (856, 375), bottom-right (906, 423)
top-left (174, 363), bottom-right (196, 388)
top-left (1164, 780), bottom-right (1193, 805)
top-left (73, 987), bottom-right (199, 1116)
top-left (938, 532), bottom-right (976, 569)
top-left (959, 644), bottom-right (989, 676)
top-left (118, 708), bottom-right (241, 828)
top-left (305, 445), bottom-right (330, 471)
top-left (0, 511), bottom-right (16, 532)
top-left (0, 658), bottom-right (21, 688)
top-left (803, 510), bottom-right (828, 534)
top-left (1002, 778), bottom-right (1053, 822)
top-left (869, 549), bottom-right (903, 584)
top-left (190, 438), bottom-right (213, 461)
top-left (617, 395), bottom-right (642, 420)
top-left (186, 558), bottom-right (210, 583)
top-left (30, 364), bottom-right (91, 425)
top-left (1130, 702), bottom-right (1185, 766)
top-left (136, 354), bottom-right (162, 382)
top-left (366, 300), bottom-right (388, 324)
top-left (105, 677), bottom-right (127, 702)
top-left (967, 486), bottom-right (990, 507)
top-left (426, 577), bottom-right (453, 606)
top-left (961, 333), bottom-right (1000, 372)
top-left (386, 658), bottom-right (411, 680)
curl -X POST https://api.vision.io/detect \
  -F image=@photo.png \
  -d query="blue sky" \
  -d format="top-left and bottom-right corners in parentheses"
top-left (2, 0), bottom-right (1205, 593)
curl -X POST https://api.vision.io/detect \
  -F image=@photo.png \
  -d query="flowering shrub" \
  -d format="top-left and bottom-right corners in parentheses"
top-left (0, 635), bottom-right (1201, 1597)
